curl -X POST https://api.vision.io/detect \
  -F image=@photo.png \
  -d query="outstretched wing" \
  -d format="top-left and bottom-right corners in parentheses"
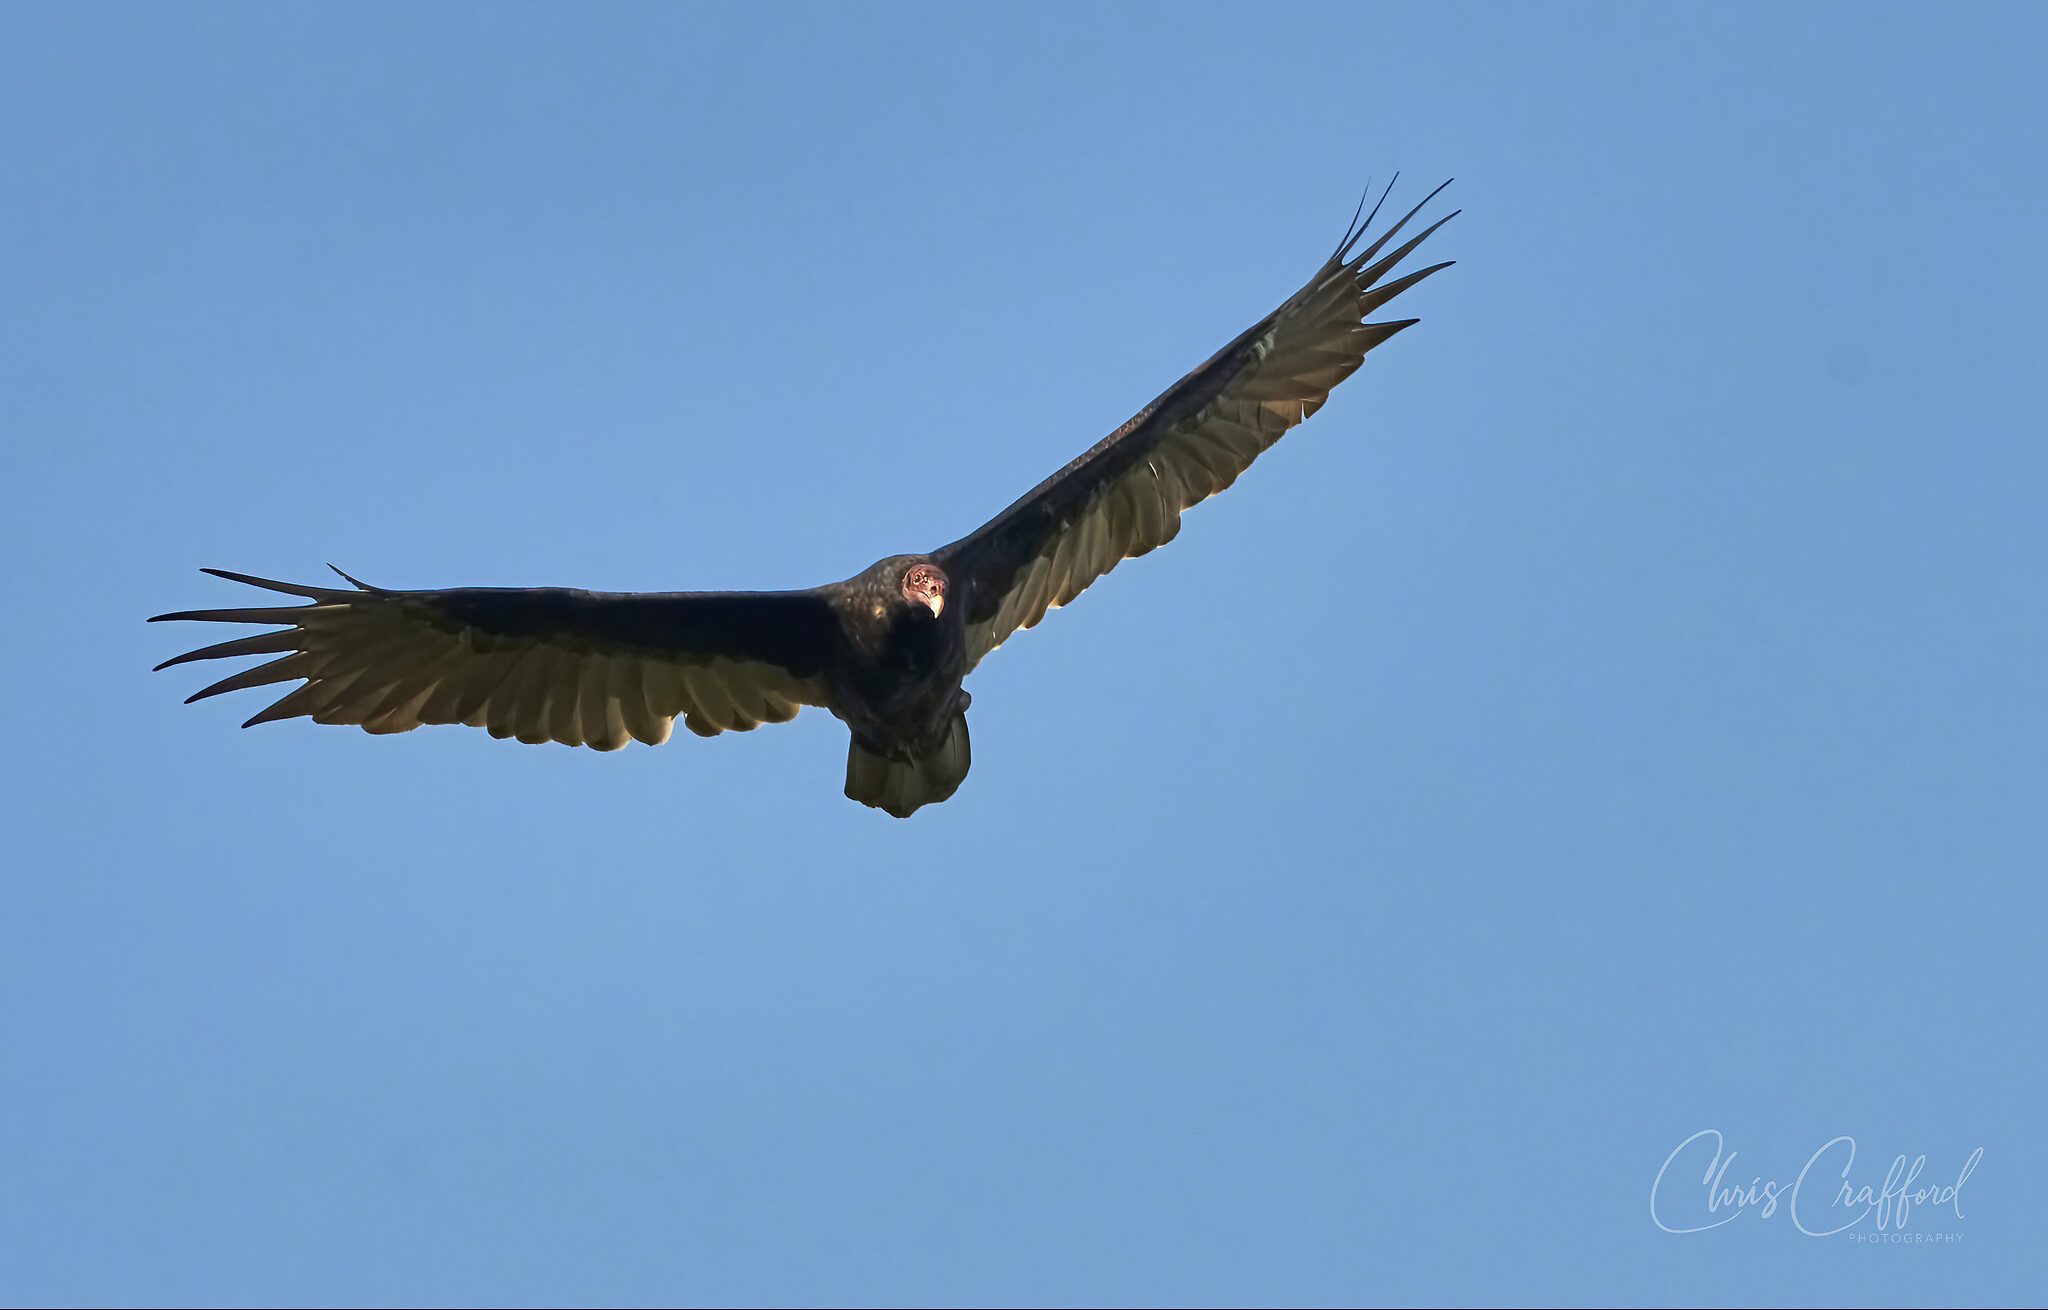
top-left (151, 569), bottom-right (841, 749)
top-left (935, 179), bottom-right (1455, 668)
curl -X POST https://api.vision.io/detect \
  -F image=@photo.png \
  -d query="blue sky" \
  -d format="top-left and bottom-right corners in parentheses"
top-left (3, 2), bottom-right (2043, 1305)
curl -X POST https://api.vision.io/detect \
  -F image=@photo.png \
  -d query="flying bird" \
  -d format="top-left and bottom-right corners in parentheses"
top-left (152, 180), bottom-right (1455, 817)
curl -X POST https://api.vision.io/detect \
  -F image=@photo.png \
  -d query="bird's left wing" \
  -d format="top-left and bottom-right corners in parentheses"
top-left (935, 179), bottom-right (1455, 669)
top-left (151, 569), bottom-right (841, 749)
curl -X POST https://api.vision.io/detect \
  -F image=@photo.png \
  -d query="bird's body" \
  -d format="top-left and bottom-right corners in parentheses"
top-left (825, 556), bottom-right (968, 749)
top-left (820, 556), bottom-right (974, 815)
top-left (153, 180), bottom-right (1456, 816)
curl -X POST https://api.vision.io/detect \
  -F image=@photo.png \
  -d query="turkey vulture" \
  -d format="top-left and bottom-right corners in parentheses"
top-left (153, 179), bottom-right (1455, 817)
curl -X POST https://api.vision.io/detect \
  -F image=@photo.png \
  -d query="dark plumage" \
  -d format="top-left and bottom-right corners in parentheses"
top-left (152, 180), bottom-right (1456, 817)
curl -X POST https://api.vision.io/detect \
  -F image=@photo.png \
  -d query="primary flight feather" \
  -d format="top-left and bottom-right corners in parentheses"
top-left (152, 179), bottom-right (1456, 817)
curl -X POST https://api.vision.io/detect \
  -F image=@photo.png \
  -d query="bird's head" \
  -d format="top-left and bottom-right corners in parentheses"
top-left (900, 562), bottom-right (947, 619)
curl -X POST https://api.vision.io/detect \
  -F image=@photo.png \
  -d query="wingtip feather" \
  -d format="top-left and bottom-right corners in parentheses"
top-left (327, 563), bottom-right (375, 591)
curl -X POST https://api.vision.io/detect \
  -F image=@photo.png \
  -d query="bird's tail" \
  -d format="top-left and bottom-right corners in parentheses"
top-left (844, 715), bottom-right (971, 819)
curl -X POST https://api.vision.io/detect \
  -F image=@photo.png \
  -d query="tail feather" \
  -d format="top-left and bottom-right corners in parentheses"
top-left (844, 715), bottom-right (971, 818)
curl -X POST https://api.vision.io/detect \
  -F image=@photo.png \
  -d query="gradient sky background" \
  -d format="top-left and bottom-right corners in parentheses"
top-left (4, 3), bottom-right (2044, 1306)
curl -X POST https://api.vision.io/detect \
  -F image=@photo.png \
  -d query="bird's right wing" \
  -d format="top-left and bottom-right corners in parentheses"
top-left (151, 568), bottom-right (842, 749)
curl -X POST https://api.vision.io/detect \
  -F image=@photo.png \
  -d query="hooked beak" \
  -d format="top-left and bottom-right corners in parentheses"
top-left (921, 593), bottom-right (945, 618)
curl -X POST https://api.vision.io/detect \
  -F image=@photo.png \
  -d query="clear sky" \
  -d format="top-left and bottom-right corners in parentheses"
top-left (3, 3), bottom-right (2043, 1306)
